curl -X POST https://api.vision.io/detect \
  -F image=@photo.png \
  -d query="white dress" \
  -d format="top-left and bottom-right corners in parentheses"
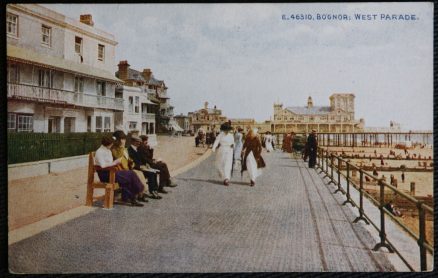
top-left (233, 132), bottom-right (243, 160)
top-left (212, 131), bottom-right (234, 180)
top-left (246, 151), bottom-right (261, 181)
top-left (265, 134), bottom-right (273, 152)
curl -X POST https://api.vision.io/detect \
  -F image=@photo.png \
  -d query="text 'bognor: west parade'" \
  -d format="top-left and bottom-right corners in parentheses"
top-left (281, 13), bottom-right (418, 21)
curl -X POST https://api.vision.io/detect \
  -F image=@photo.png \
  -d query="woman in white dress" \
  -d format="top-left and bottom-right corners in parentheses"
top-left (265, 131), bottom-right (274, 152)
top-left (212, 122), bottom-right (234, 186)
top-left (241, 128), bottom-right (266, 186)
top-left (233, 127), bottom-right (244, 169)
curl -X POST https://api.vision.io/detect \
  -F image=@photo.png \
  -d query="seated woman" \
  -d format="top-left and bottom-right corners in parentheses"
top-left (94, 135), bottom-right (145, 207)
top-left (111, 131), bottom-right (160, 200)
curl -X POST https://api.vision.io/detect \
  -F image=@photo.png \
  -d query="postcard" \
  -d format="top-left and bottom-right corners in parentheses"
top-left (6, 2), bottom-right (433, 273)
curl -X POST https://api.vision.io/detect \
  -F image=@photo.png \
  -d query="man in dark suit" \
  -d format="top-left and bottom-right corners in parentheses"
top-left (307, 129), bottom-right (318, 168)
top-left (139, 135), bottom-right (177, 190)
top-left (128, 135), bottom-right (162, 199)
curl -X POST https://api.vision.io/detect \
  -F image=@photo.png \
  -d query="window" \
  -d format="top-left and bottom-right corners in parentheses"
top-left (7, 13), bottom-right (18, 37)
top-left (134, 96), bottom-right (140, 113)
top-left (41, 25), bottom-right (51, 46)
top-left (96, 116), bottom-right (102, 132)
top-left (74, 77), bottom-right (84, 93)
top-left (128, 96), bottom-right (134, 113)
top-left (17, 114), bottom-right (33, 132)
top-left (87, 116), bottom-right (92, 132)
top-left (7, 64), bottom-right (19, 83)
top-left (8, 113), bottom-right (16, 131)
top-left (96, 81), bottom-right (105, 96)
top-left (98, 44), bottom-right (105, 61)
top-left (104, 117), bottom-right (111, 132)
top-left (129, 122), bottom-right (137, 130)
top-left (38, 69), bottom-right (53, 88)
top-left (75, 36), bottom-right (82, 54)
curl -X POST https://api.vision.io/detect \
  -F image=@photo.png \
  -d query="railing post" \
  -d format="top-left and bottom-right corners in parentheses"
top-left (328, 154), bottom-right (335, 185)
top-left (372, 179), bottom-right (394, 252)
top-left (417, 201), bottom-right (427, 271)
top-left (318, 149), bottom-right (325, 173)
top-left (354, 169), bottom-right (369, 224)
top-left (334, 158), bottom-right (344, 194)
top-left (342, 163), bottom-right (355, 207)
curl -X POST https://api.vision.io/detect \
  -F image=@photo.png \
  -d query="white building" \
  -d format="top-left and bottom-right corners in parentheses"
top-left (114, 85), bottom-right (158, 146)
top-left (7, 4), bottom-right (123, 133)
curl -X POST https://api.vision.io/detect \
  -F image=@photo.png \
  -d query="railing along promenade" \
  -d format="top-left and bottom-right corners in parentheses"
top-left (270, 132), bottom-right (433, 149)
top-left (315, 146), bottom-right (433, 271)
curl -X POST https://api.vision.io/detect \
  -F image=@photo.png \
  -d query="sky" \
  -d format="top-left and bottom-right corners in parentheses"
top-left (43, 3), bottom-right (433, 130)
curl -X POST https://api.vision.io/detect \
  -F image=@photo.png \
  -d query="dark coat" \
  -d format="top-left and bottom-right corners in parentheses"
top-left (241, 135), bottom-right (266, 173)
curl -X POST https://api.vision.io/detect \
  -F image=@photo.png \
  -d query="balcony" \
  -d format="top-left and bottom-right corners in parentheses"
top-left (7, 83), bottom-right (124, 111)
top-left (142, 113), bottom-right (156, 121)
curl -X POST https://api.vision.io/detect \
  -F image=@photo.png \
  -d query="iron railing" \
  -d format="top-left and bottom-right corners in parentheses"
top-left (8, 83), bottom-right (124, 111)
top-left (316, 146), bottom-right (433, 271)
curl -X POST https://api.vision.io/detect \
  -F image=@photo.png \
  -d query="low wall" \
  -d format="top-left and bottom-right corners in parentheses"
top-left (8, 154), bottom-right (88, 181)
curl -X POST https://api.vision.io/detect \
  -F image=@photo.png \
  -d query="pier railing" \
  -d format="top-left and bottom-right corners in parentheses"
top-left (316, 146), bottom-right (433, 271)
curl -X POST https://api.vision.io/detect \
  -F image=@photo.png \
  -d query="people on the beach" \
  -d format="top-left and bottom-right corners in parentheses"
top-left (241, 128), bottom-right (266, 186)
top-left (212, 122), bottom-right (234, 186)
top-left (94, 135), bottom-right (146, 207)
top-left (307, 129), bottom-right (318, 168)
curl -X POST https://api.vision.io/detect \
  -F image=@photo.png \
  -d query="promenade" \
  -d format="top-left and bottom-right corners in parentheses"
top-left (9, 150), bottom-right (396, 273)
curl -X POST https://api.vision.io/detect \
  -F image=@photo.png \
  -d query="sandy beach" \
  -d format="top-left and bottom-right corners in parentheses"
top-left (8, 135), bottom-right (208, 231)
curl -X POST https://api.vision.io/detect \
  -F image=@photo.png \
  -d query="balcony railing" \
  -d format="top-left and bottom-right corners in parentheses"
top-left (7, 83), bottom-right (124, 111)
top-left (142, 113), bottom-right (156, 121)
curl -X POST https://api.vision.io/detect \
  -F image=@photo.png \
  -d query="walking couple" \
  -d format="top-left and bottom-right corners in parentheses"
top-left (212, 122), bottom-right (265, 186)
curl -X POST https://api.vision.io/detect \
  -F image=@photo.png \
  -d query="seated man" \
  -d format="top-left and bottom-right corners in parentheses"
top-left (127, 135), bottom-right (162, 199)
top-left (139, 135), bottom-right (177, 190)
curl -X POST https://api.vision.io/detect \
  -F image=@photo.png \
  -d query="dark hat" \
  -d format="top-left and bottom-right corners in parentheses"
top-left (113, 130), bottom-right (127, 140)
top-left (140, 135), bottom-right (149, 141)
top-left (220, 122), bottom-right (232, 131)
top-left (131, 134), bottom-right (141, 142)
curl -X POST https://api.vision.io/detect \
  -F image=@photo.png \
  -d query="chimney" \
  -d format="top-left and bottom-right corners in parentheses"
top-left (142, 69), bottom-right (152, 81)
top-left (204, 101), bottom-right (209, 109)
top-left (117, 60), bottom-right (130, 81)
top-left (80, 14), bottom-right (94, 26)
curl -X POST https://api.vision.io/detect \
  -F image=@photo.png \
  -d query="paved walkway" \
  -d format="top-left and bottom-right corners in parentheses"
top-left (9, 151), bottom-right (395, 273)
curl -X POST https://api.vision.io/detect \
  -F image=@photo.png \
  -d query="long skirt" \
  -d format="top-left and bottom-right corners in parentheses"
top-left (246, 151), bottom-right (261, 181)
top-left (233, 143), bottom-right (243, 161)
top-left (216, 147), bottom-right (233, 180)
top-left (97, 169), bottom-right (144, 201)
top-left (266, 140), bottom-right (273, 152)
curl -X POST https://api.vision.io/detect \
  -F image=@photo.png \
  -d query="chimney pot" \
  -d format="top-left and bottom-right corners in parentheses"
top-left (80, 14), bottom-right (94, 26)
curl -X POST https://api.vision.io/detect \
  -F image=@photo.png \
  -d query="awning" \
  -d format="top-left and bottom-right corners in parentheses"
top-left (170, 121), bottom-right (184, 132)
top-left (7, 44), bottom-right (123, 83)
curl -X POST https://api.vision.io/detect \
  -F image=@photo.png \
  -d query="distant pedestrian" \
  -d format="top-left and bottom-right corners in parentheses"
top-left (264, 131), bottom-right (274, 152)
top-left (307, 129), bottom-right (318, 168)
top-left (401, 172), bottom-right (405, 183)
top-left (233, 127), bottom-right (244, 169)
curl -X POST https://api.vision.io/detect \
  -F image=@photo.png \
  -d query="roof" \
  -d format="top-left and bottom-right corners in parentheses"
top-left (149, 76), bottom-right (164, 86)
top-left (7, 44), bottom-right (122, 83)
top-left (285, 106), bottom-right (332, 115)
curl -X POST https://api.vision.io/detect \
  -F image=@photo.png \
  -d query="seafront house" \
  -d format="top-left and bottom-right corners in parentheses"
top-left (115, 61), bottom-right (181, 136)
top-left (7, 4), bottom-right (123, 133)
top-left (272, 94), bottom-right (365, 133)
top-left (114, 61), bottom-right (158, 145)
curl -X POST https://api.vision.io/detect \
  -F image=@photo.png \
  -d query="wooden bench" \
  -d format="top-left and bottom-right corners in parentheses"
top-left (86, 152), bottom-right (119, 209)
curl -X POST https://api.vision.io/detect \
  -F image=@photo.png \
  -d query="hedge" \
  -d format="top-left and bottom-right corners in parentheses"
top-left (8, 132), bottom-right (112, 164)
